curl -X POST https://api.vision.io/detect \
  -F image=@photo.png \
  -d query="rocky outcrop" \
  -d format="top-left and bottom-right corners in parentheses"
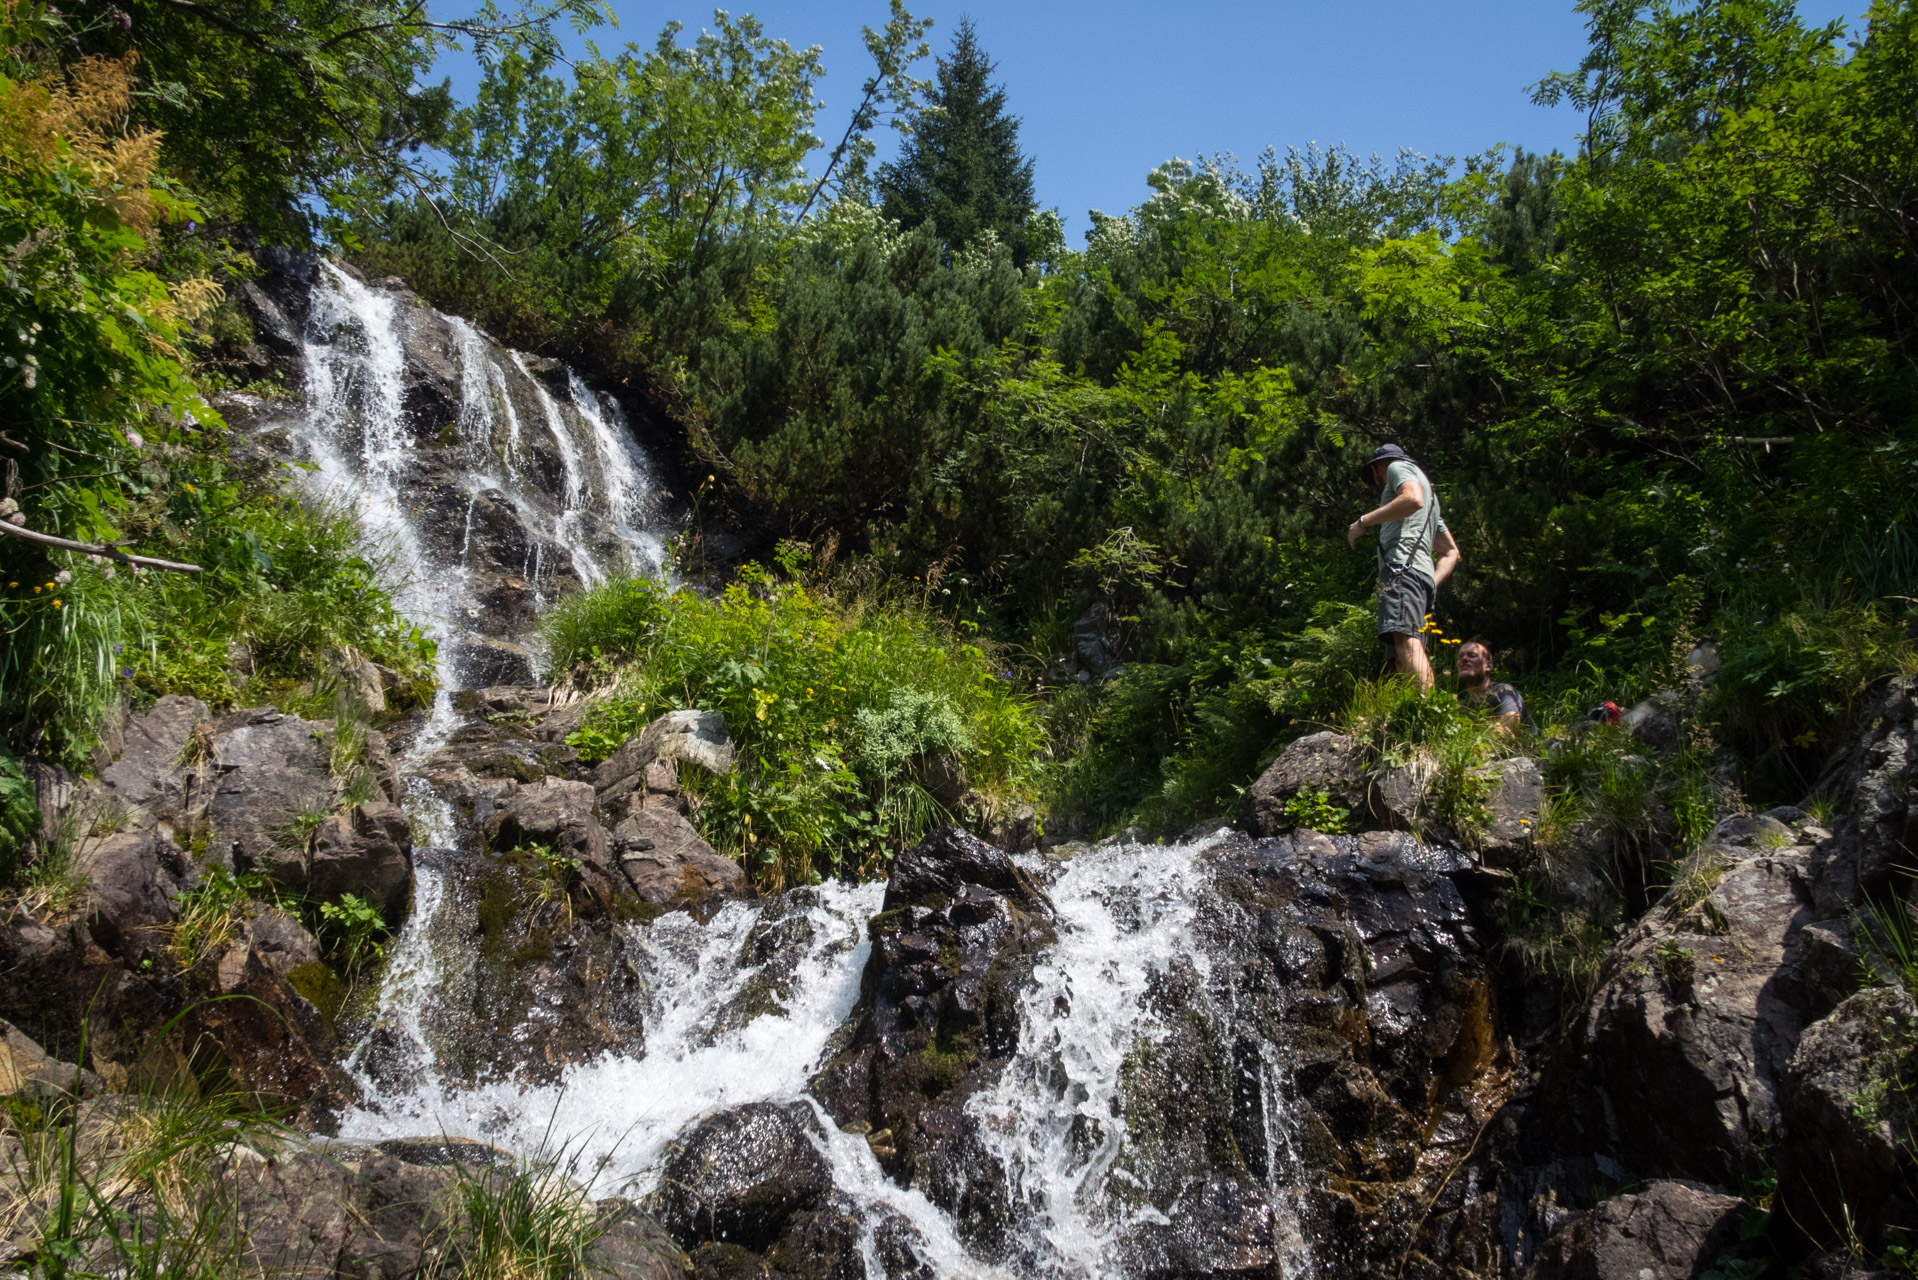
top-left (206, 707), bottom-right (336, 872)
top-left (1555, 818), bottom-right (1859, 1189)
top-left (1808, 675), bottom-right (1918, 915)
top-left (0, 1018), bottom-right (98, 1099)
top-left (307, 800), bottom-right (414, 920)
top-left (811, 827), bottom-right (1055, 1255)
top-left (611, 807), bottom-right (748, 908)
top-left (1522, 1179), bottom-right (1750, 1280)
top-left (1776, 985), bottom-right (1918, 1250)
top-left (1241, 731), bottom-right (1368, 834)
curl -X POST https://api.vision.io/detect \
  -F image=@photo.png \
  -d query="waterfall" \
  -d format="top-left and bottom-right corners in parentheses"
top-left (286, 263), bottom-right (670, 676)
top-left (279, 263), bottom-right (1315, 1279)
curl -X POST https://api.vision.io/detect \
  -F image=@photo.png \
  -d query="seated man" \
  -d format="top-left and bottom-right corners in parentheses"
top-left (1456, 639), bottom-right (1526, 729)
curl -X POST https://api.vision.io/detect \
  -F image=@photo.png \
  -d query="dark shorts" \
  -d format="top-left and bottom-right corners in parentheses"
top-left (1377, 569), bottom-right (1434, 639)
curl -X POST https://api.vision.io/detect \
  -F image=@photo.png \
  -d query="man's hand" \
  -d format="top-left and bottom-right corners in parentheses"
top-left (1347, 517), bottom-right (1366, 549)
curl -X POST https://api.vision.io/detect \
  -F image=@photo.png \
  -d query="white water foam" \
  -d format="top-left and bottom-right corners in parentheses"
top-left (340, 881), bottom-right (886, 1192)
top-left (295, 263), bottom-right (465, 641)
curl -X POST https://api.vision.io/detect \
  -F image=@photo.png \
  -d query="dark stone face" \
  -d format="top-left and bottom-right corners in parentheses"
top-left (649, 1102), bottom-right (832, 1252)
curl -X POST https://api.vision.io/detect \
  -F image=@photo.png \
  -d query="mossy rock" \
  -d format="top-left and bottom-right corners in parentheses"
top-left (285, 960), bottom-right (347, 1024)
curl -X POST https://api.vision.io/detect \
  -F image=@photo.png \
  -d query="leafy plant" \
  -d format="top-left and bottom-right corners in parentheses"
top-left (544, 571), bottom-right (1038, 886)
top-left (170, 866), bottom-right (278, 965)
top-left (1279, 789), bottom-right (1353, 835)
top-left (316, 893), bottom-right (390, 980)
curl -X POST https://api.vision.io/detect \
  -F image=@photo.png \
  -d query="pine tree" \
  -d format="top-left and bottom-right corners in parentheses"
top-left (878, 19), bottom-right (1041, 263)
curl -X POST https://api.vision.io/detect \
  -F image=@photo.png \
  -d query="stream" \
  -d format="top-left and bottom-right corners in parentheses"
top-left (264, 264), bottom-right (1318, 1280)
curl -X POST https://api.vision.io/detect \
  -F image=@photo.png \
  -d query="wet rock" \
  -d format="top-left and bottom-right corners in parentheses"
top-left (811, 827), bottom-right (1054, 1257)
top-left (1776, 984), bottom-right (1918, 1250)
top-left (207, 707), bottom-right (335, 872)
top-left (0, 1018), bottom-right (98, 1098)
top-left (1240, 731), bottom-right (1368, 835)
top-left (1522, 1179), bottom-right (1750, 1280)
top-left (306, 800), bottom-right (414, 920)
top-left (612, 808), bottom-right (747, 908)
top-left (489, 776), bottom-right (609, 868)
top-left (882, 824), bottom-right (1047, 909)
top-left (650, 1102), bottom-right (832, 1251)
top-left (458, 635), bottom-right (538, 688)
top-left (352, 848), bottom-right (649, 1090)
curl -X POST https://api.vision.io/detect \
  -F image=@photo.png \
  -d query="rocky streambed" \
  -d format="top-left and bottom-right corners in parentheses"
top-left (4, 259), bottom-right (1915, 1280)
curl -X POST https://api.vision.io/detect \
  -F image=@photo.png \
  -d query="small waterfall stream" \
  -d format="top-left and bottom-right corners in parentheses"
top-left (270, 264), bottom-right (1315, 1279)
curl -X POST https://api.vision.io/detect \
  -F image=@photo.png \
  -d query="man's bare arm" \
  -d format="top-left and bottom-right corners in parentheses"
top-left (1347, 480), bottom-right (1426, 548)
top-left (1432, 528), bottom-right (1461, 586)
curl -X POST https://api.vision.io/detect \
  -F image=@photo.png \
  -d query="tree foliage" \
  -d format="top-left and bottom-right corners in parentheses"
top-left (876, 18), bottom-right (1053, 264)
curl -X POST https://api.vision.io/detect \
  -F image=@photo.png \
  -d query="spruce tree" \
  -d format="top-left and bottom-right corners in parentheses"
top-left (878, 19), bottom-right (1041, 263)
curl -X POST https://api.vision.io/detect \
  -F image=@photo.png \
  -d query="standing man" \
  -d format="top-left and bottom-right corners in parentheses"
top-left (1346, 443), bottom-right (1460, 691)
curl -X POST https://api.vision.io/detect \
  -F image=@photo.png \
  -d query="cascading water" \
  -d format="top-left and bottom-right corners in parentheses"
top-left (278, 263), bottom-right (1318, 1278)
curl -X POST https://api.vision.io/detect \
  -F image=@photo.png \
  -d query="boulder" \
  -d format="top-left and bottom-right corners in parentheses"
top-left (649, 1102), bottom-right (832, 1251)
top-left (1561, 846), bottom-right (1857, 1186)
top-left (306, 801), bottom-right (414, 919)
top-left (1523, 1179), bottom-right (1750, 1280)
top-left (588, 1200), bottom-right (688, 1280)
top-left (1776, 985), bottom-right (1918, 1250)
top-left (1808, 676), bottom-right (1918, 914)
top-left (207, 708), bottom-right (335, 872)
top-left (1374, 754), bottom-right (1438, 831)
top-left (97, 693), bottom-right (208, 828)
top-left (1481, 755), bottom-right (1545, 861)
top-left (594, 711), bottom-right (736, 805)
top-left (0, 1018), bottom-right (97, 1099)
top-left (73, 826), bottom-right (191, 957)
top-left (326, 647), bottom-right (387, 718)
top-left (239, 909), bottom-right (323, 979)
top-left (883, 825), bottom-right (1045, 910)
top-left (1239, 731), bottom-right (1368, 836)
top-left (490, 777), bottom-right (609, 868)
top-left (611, 808), bottom-right (746, 908)
top-left (1623, 693), bottom-right (1682, 754)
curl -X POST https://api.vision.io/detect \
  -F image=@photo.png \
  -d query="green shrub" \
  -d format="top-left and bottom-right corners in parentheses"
top-left (0, 748), bottom-right (39, 885)
top-left (1279, 789), bottom-right (1353, 835)
top-left (545, 570), bottom-right (1040, 885)
top-left (127, 487), bottom-right (438, 716)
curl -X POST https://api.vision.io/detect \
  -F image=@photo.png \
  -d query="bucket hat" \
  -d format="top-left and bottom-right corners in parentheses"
top-left (1357, 443), bottom-right (1412, 477)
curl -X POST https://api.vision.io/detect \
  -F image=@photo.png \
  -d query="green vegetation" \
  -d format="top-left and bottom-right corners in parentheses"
top-left (5, 0), bottom-right (1917, 891)
top-left (545, 563), bottom-right (1039, 884)
top-left (0, 1076), bottom-right (280, 1280)
top-left (0, 5), bottom-right (437, 777)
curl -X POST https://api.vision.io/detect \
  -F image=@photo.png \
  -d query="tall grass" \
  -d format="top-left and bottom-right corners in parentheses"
top-left (1, 1080), bottom-right (284, 1280)
top-left (541, 568), bottom-right (1041, 885)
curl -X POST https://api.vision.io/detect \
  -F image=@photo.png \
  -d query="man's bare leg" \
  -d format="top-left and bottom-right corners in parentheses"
top-left (1391, 632), bottom-right (1435, 692)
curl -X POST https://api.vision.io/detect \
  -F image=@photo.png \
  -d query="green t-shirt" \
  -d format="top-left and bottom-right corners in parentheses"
top-left (1377, 460), bottom-right (1448, 585)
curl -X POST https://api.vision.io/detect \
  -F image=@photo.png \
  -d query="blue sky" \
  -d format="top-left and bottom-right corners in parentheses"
top-left (440, 0), bottom-right (1859, 243)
